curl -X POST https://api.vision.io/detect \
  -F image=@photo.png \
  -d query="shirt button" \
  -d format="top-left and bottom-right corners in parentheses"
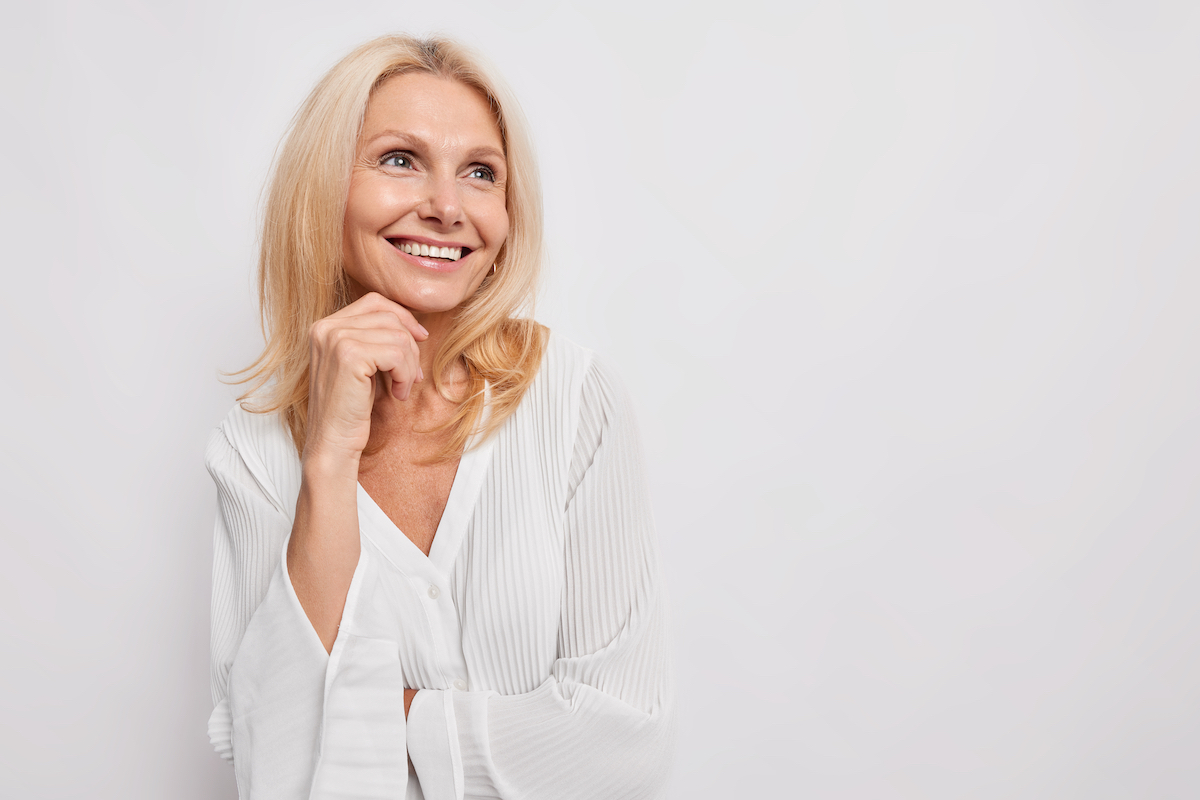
top-left (427, 584), bottom-right (441, 600)
top-left (453, 679), bottom-right (468, 691)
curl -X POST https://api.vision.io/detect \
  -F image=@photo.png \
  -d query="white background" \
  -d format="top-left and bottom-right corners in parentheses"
top-left (2, 1), bottom-right (1198, 797)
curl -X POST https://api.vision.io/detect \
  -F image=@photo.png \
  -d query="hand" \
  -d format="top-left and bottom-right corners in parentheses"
top-left (303, 292), bottom-right (429, 465)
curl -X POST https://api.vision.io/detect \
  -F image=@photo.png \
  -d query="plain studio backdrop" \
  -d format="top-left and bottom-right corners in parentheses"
top-left (2, 0), bottom-right (1198, 797)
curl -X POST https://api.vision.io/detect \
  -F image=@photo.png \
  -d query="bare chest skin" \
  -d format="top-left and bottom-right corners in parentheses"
top-left (356, 382), bottom-right (463, 556)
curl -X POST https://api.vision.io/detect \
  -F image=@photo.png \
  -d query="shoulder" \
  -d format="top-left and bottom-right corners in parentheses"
top-left (532, 329), bottom-right (638, 421)
top-left (508, 328), bottom-right (591, 418)
top-left (211, 402), bottom-right (291, 449)
top-left (528, 330), bottom-right (631, 419)
top-left (542, 338), bottom-right (649, 510)
top-left (538, 328), bottom-right (594, 384)
top-left (496, 329), bottom-right (638, 474)
top-left (205, 403), bottom-right (302, 519)
top-left (207, 403), bottom-right (295, 467)
top-left (530, 330), bottom-right (643, 467)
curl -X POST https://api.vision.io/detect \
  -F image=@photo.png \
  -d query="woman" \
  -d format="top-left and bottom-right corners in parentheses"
top-left (206, 34), bottom-right (674, 799)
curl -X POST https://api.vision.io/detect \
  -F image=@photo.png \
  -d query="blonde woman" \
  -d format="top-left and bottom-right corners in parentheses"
top-left (205, 34), bottom-right (674, 799)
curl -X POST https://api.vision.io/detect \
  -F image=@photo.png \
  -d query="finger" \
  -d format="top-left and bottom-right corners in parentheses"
top-left (345, 332), bottom-right (419, 400)
top-left (410, 335), bottom-right (423, 383)
top-left (319, 326), bottom-right (413, 364)
top-left (325, 310), bottom-right (425, 342)
top-left (345, 327), bottom-right (420, 357)
top-left (389, 338), bottom-right (422, 400)
top-left (334, 292), bottom-right (429, 341)
top-left (327, 322), bottom-right (424, 397)
top-left (316, 333), bottom-right (420, 407)
top-left (392, 374), bottom-right (411, 401)
top-left (313, 325), bottom-right (418, 384)
top-left (390, 364), bottom-right (416, 400)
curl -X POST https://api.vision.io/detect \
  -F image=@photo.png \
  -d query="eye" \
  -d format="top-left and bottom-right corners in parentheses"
top-left (468, 164), bottom-right (496, 182)
top-left (380, 151), bottom-right (414, 169)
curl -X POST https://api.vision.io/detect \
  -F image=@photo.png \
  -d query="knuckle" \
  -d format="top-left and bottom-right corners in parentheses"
top-left (331, 336), bottom-right (358, 360)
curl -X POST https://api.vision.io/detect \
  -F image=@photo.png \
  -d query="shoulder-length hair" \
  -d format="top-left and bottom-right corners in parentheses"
top-left (232, 34), bottom-right (545, 458)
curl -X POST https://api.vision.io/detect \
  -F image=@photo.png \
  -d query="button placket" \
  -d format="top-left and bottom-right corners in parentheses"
top-left (413, 570), bottom-right (470, 694)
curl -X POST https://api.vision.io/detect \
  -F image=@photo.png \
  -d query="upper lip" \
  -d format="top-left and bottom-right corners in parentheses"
top-left (387, 234), bottom-right (473, 250)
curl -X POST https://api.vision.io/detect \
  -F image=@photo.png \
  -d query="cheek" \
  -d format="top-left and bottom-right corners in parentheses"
top-left (346, 179), bottom-right (411, 234)
top-left (482, 201), bottom-right (510, 250)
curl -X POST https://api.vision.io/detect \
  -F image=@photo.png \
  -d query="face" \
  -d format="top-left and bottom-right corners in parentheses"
top-left (343, 72), bottom-right (509, 316)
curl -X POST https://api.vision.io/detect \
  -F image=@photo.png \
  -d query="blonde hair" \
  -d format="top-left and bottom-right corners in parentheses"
top-left (232, 34), bottom-right (545, 458)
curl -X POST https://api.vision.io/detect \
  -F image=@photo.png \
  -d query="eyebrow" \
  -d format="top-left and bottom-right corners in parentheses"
top-left (364, 129), bottom-right (506, 162)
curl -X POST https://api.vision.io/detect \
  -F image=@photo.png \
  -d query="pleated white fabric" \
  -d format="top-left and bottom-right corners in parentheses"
top-left (206, 332), bottom-right (675, 799)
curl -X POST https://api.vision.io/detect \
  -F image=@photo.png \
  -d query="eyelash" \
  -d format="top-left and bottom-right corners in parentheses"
top-left (469, 165), bottom-right (496, 182)
top-left (380, 151), bottom-right (414, 169)
top-left (379, 151), bottom-right (496, 183)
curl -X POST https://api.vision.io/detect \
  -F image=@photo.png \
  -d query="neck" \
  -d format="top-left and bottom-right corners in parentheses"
top-left (414, 308), bottom-right (465, 385)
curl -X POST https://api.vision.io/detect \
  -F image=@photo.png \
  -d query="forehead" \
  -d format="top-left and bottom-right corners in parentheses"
top-left (360, 72), bottom-right (504, 154)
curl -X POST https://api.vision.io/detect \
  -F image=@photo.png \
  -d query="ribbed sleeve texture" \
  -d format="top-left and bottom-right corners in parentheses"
top-left (206, 333), bottom-right (675, 799)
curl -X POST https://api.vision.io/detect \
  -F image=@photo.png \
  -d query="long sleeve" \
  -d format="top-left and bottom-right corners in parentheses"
top-left (206, 423), bottom-right (297, 760)
top-left (205, 337), bottom-right (675, 800)
top-left (206, 411), bottom-right (411, 799)
top-left (405, 357), bottom-right (676, 800)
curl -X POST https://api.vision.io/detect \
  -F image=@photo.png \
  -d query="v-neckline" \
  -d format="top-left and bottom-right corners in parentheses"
top-left (355, 425), bottom-right (497, 580)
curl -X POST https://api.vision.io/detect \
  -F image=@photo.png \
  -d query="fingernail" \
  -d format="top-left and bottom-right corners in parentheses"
top-left (417, 325), bottom-right (429, 338)
top-left (418, 367), bottom-right (425, 381)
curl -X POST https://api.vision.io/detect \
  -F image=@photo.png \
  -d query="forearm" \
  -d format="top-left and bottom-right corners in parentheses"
top-left (406, 648), bottom-right (674, 799)
top-left (286, 453), bottom-right (361, 653)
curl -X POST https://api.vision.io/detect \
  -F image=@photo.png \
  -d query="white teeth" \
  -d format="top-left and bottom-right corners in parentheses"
top-left (398, 242), bottom-right (463, 261)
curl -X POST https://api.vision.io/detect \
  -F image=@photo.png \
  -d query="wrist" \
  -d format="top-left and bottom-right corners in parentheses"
top-left (300, 446), bottom-right (361, 485)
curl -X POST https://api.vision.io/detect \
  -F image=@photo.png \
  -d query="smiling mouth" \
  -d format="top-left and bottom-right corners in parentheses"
top-left (390, 239), bottom-right (470, 262)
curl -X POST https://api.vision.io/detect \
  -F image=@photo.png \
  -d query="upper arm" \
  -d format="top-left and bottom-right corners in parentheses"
top-left (558, 356), bottom-right (669, 710)
top-left (206, 424), bottom-right (293, 704)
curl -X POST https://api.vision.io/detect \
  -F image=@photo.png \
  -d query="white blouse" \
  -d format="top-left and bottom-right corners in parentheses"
top-left (205, 332), bottom-right (675, 799)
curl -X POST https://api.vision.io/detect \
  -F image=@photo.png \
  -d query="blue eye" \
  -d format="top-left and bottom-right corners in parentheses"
top-left (469, 165), bottom-right (496, 182)
top-left (381, 152), bottom-right (413, 169)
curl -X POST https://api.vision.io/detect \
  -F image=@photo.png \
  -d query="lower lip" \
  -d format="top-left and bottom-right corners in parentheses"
top-left (392, 242), bottom-right (468, 273)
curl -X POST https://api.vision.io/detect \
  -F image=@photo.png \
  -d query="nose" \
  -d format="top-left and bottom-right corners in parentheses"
top-left (418, 172), bottom-right (462, 229)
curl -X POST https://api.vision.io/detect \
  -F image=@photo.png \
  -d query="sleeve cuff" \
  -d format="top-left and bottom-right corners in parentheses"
top-left (407, 687), bottom-right (501, 800)
top-left (226, 540), bottom-right (411, 798)
top-left (406, 690), bottom-right (461, 800)
top-left (207, 697), bottom-right (233, 762)
top-left (224, 544), bottom-right (329, 796)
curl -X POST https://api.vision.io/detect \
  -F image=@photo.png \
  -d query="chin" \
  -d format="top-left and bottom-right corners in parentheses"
top-left (390, 284), bottom-right (476, 315)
